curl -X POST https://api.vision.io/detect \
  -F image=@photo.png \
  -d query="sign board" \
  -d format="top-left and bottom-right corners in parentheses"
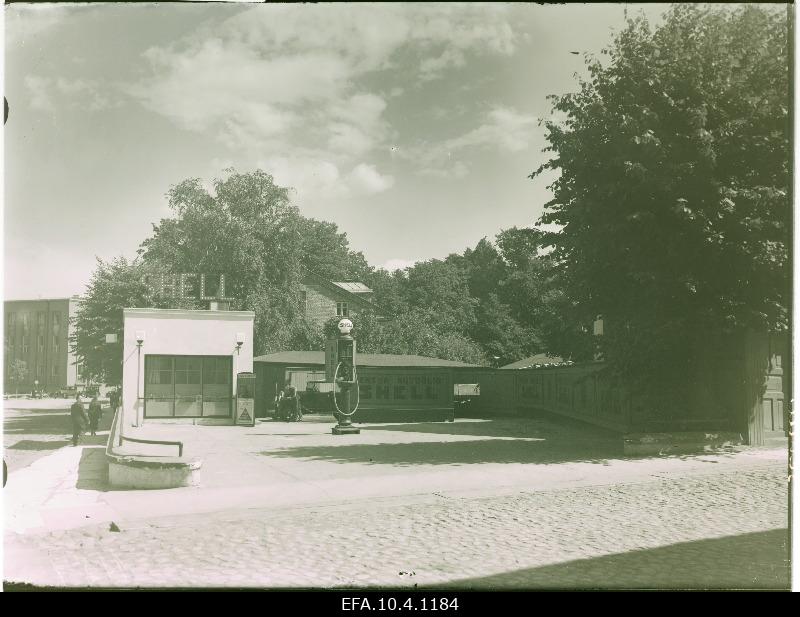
top-left (454, 383), bottom-right (480, 397)
top-left (235, 372), bottom-right (256, 426)
top-left (309, 381), bottom-right (335, 393)
top-left (235, 397), bottom-right (255, 426)
top-left (105, 333), bottom-right (118, 343)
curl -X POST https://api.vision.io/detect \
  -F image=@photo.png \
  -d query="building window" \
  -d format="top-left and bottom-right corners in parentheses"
top-left (144, 355), bottom-right (232, 419)
top-left (336, 302), bottom-right (349, 317)
top-left (22, 337), bottom-right (29, 354)
top-left (51, 364), bottom-right (58, 377)
top-left (52, 337), bottom-right (59, 354)
top-left (37, 335), bottom-right (44, 353)
top-left (37, 365), bottom-right (43, 377)
top-left (298, 290), bottom-right (307, 313)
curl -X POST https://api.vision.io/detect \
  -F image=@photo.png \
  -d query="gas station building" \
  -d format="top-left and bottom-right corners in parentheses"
top-left (121, 308), bottom-right (254, 426)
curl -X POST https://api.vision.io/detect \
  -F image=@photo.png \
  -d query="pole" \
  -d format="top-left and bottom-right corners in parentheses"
top-left (134, 342), bottom-right (142, 429)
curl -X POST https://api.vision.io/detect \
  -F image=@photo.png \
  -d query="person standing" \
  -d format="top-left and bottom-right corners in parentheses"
top-left (70, 394), bottom-right (88, 447)
top-left (109, 388), bottom-right (119, 414)
top-left (88, 395), bottom-right (102, 436)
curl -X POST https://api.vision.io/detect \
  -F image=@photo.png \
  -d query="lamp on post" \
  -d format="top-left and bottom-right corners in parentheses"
top-left (234, 333), bottom-right (245, 402)
top-left (134, 330), bottom-right (145, 429)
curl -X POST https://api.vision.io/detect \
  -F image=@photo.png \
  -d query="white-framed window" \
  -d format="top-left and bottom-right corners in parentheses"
top-left (51, 364), bottom-right (58, 377)
top-left (336, 302), bottom-right (349, 317)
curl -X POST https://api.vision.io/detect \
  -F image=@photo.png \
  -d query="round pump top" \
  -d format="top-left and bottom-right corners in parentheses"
top-left (337, 318), bottom-right (353, 335)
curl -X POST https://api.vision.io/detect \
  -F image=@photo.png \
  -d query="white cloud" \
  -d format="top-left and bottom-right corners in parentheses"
top-left (448, 107), bottom-right (537, 152)
top-left (257, 156), bottom-right (346, 203)
top-left (404, 106), bottom-right (537, 177)
top-left (127, 4), bottom-right (517, 198)
top-left (347, 164), bottom-right (395, 195)
top-left (24, 75), bottom-right (118, 113)
top-left (419, 48), bottom-right (466, 81)
top-left (254, 157), bottom-right (394, 205)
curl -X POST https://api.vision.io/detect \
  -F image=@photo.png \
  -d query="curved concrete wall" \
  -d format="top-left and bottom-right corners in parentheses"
top-left (106, 407), bottom-right (202, 490)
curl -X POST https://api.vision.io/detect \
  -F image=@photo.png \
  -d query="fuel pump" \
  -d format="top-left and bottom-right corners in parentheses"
top-left (326, 318), bottom-right (361, 435)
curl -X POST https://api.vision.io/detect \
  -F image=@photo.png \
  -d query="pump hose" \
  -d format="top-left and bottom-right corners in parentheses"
top-left (332, 361), bottom-right (360, 417)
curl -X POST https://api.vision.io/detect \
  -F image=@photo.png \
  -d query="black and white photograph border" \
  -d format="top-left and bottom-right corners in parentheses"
top-left (1, 1), bottom-right (794, 593)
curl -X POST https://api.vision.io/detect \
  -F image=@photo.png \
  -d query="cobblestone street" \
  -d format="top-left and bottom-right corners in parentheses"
top-left (3, 401), bottom-right (791, 590)
top-left (5, 456), bottom-right (789, 589)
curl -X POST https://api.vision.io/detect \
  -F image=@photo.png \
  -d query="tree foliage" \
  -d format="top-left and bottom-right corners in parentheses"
top-left (531, 4), bottom-right (790, 398)
top-left (9, 359), bottom-right (28, 393)
top-left (139, 169), bottom-right (370, 355)
top-left (74, 167), bottom-right (569, 374)
top-left (69, 257), bottom-right (190, 386)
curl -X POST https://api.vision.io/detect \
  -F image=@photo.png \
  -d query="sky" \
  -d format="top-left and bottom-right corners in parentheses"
top-left (2, 2), bottom-right (672, 300)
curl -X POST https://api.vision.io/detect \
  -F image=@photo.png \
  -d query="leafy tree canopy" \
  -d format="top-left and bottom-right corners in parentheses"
top-left (531, 4), bottom-right (790, 395)
top-left (138, 169), bottom-right (371, 355)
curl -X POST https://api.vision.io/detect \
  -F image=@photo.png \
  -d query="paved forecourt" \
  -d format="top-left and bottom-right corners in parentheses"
top-left (3, 404), bottom-right (790, 589)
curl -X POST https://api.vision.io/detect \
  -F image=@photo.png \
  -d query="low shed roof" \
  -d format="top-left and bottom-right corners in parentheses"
top-left (254, 350), bottom-right (480, 368)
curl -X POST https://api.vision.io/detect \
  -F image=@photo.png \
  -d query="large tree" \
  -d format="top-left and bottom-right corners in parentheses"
top-left (138, 169), bottom-right (370, 354)
top-left (532, 5), bottom-right (790, 402)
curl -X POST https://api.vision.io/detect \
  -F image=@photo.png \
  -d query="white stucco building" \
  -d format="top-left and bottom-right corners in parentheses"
top-left (122, 308), bottom-right (255, 426)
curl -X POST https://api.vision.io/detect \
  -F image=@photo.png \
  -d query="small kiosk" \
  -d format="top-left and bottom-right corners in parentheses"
top-left (122, 307), bottom-right (254, 426)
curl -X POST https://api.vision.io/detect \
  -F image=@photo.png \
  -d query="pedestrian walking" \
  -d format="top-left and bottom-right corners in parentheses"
top-left (70, 394), bottom-right (88, 447)
top-left (88, 395), bottom-right (102, 436)
top-left (109, 388), bottom-right (120, 414)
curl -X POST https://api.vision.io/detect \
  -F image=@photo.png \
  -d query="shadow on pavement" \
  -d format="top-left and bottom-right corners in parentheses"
top-left (4, 412), bottom-right (79, 435)
top-left (426, 529), bottom-right (790, 590)
top-left (359, 417), bottom-right (619, 441)
top-left (263, 437), bottom-right (624, 466)
top-left (76, 446), bottom-right (109, 491)
top-left (4, 409), bottom-right (114, 436)
top-left (7, 439), bottom-right (71, 451)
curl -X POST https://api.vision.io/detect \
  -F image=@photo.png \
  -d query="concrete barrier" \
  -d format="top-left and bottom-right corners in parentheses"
top-left (105, 408), bottom-right (202, 490)
top-left (623, 431), bottom-right (745, 456)
top-left (107, 456), bottom-right (202, 490)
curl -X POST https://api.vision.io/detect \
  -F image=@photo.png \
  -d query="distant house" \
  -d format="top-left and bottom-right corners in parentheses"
top-left (299, 270), bottom-right (384, 327)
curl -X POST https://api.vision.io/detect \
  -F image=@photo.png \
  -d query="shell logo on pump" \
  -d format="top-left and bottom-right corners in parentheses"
top-left (337, 318), bottom-right (353, 335)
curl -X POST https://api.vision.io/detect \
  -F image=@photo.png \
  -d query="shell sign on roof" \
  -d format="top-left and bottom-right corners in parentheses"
top-left (143, 273), bottom-right (235, 301)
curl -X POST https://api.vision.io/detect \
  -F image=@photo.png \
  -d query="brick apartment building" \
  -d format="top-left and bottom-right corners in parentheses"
top-left (3, 297), bottom-right (81, 393)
